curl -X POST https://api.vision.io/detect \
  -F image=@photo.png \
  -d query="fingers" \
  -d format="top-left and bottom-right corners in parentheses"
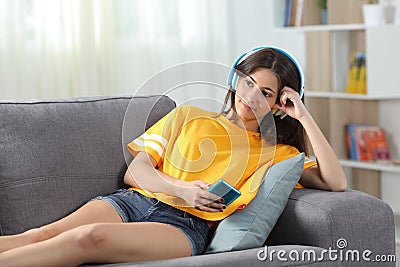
top-left (280, 86), bottom-right (301, 103)
top-left (197, 192), bottom-right (226, 212)
top-left (275, 86), bottom-right (308, 120)
top-left (192, 190), bottom-right (226, 212)
top-left (184, 180), bottom-right (227, 212)
top-left (196, 202), bottom-right (226, 212)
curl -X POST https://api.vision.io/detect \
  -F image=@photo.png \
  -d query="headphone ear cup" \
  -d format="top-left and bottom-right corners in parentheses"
top-left (232, 73), bottom-right (239, 91)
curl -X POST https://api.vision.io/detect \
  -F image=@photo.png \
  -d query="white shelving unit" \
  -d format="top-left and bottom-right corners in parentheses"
top-left (340, 160), bottom-right (400, 174)
top-left (365, 25), bottom-right (400, 98)
top-left (306, 91), bottom-right (400, 100)
top-left (271, 0), bottom-right (400, 198)
top-left (275, 24), bottom-right (367, 33)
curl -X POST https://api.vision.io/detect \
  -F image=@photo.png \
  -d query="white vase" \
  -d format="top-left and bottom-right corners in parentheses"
top-left (363, 4), bottom-right (385, 25)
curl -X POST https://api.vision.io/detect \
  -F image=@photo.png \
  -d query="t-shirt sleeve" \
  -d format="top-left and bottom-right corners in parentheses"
top-left (127, 107), bottom-right (180, 167)
top-left (274, 144), bottom-right (317, 170)
top-left (273, 144), bottom-right (318, 189)
top-left (304, 156), bottom-right (317, 169)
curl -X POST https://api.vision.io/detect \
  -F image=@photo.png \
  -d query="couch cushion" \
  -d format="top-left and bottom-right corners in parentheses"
top-left (206, 153), bottom-right (304, 253)
top-left (0, 95), bottom-right (175, 235)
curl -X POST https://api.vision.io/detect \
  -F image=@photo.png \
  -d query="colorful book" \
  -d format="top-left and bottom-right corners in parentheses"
top-left (284, 0), bottom-right (293, 27)
top-left (345, 52), bottom-right (357, 94)
top-left (356, 53), bottom-right (367, 94)
top-left (294, 0), bottom-right (305, 26)
top-left (363, 127), bottom-right (390, 160)
top-left (346, 124), bottom-right (360, 160)
top-left (345, 52), bottom-right (367, 94)
top-left (290, 0), bottom-right (298, 26)
top-left (345, 124), bottom-right (390, 161)
top-left (355, 126), bottom-right (370, 161)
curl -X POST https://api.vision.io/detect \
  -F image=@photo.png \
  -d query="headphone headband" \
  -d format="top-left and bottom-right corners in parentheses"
top-left (227, 46), bottom-right (305, 98)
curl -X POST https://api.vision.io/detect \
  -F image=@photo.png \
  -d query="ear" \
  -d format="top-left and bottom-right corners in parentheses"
top-left (272, 103), bottom-right (281, 109)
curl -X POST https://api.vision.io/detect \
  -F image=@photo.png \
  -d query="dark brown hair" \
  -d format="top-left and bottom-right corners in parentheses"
top-left (222, 48), bottom-right (308, 155)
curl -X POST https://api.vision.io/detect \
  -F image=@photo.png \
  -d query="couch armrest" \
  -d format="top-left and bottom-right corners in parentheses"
top-left (266, 188), bottom-right (395, 259)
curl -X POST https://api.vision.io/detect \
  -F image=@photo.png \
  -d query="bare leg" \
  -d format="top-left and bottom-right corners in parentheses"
top-left (0, 199), bottom-right (122, 253)
top-left (0, 222), bottom-right (192, 267)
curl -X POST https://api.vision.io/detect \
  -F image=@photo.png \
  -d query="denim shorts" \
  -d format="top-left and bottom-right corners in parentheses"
top-left (92, 189), bottom-right (211, 255)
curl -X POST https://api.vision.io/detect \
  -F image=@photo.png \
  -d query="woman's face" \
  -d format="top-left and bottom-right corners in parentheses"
top-left (234, 67), bottom-right (279, 124)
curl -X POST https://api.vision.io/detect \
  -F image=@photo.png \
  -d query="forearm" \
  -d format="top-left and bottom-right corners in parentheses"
top-left (125, 163), bottom-right (185, 197)
top-left (299, 111), bottom-right (347, 191)
top-left (123, 152), bottom-right (221, 211)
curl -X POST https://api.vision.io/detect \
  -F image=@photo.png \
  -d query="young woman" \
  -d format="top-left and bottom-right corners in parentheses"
top-left (0, 47), bottom-right (346, 266)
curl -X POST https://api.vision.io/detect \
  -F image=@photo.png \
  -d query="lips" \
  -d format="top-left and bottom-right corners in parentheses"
top-left (240, 100), bottom-right (254, 110)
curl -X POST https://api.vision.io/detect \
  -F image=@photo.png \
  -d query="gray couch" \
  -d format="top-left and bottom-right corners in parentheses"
top-left (0, 95), bottom-right (396, 266)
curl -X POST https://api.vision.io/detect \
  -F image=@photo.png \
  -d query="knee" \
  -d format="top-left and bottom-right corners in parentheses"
top-left (74, 224), bottom-right (105, 250)
top-left (24, 226), bottom-right (58, 243)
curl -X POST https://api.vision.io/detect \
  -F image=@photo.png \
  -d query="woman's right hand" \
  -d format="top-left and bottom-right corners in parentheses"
top-left (178, 180), bottom-right (226, 212)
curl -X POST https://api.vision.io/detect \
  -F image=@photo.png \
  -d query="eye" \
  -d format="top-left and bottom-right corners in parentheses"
top-left (261, 90), bottom-right (271, 97)
top-left (245, 79), bottom-right (254, 87)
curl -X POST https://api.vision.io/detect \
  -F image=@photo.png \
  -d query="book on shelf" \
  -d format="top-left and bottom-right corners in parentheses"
top-left (282, 0), bottom-right (319, 27)
top-left (345, 124), bottom-right (390, 162)
top-left (290, 0), bottom-right (298, 26)
top-left (295, 0), bottom-right (304, 26)
top-left (280, 0), bottom-right (366, 27)
top-left (283, 0), bottom-right (292, 26)
top-left (345, 51), bottom-right (367, 94)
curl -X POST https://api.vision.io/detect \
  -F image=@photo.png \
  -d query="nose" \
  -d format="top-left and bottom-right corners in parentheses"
top-left (241, 86), bottom-right (264, 107)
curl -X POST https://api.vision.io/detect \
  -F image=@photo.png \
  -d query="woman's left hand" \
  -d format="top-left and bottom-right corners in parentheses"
top-left (273, 87), bottom-right (347, 191)
top-left (272, 86), bottom-right (308, 121)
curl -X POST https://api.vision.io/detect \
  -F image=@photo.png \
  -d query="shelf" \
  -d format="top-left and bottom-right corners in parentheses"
top-left (306, 91), bottom-right (400, 100)
top-left (275, 24), bottom-right (366, 33)
top-left (340, 159), bottom-right (400, 173)
top-left (271, 1), bottom-right (400, 200)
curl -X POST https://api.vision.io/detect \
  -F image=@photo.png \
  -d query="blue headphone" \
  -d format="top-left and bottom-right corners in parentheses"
top-left (227, 46), bottom-right (305, 119)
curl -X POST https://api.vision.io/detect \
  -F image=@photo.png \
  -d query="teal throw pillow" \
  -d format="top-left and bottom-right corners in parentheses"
top-left (206, 153), bottom-right (305, 253)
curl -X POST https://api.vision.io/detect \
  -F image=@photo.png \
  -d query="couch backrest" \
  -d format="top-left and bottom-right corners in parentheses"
top-left (0, 95), bottom-right (176, 235)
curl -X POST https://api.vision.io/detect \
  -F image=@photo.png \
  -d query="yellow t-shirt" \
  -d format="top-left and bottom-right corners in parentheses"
top-left (127, 105), bottom-right (316, 220)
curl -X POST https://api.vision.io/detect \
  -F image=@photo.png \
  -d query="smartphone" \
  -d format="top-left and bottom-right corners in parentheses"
top-left (208, 180), bottom-right (241, 206)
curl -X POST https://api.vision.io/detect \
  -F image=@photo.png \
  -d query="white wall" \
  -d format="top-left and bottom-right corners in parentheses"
top-left (228, 0), bottom-right (272, 57)
top-left (228, 1), bottom-right (305, 82)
